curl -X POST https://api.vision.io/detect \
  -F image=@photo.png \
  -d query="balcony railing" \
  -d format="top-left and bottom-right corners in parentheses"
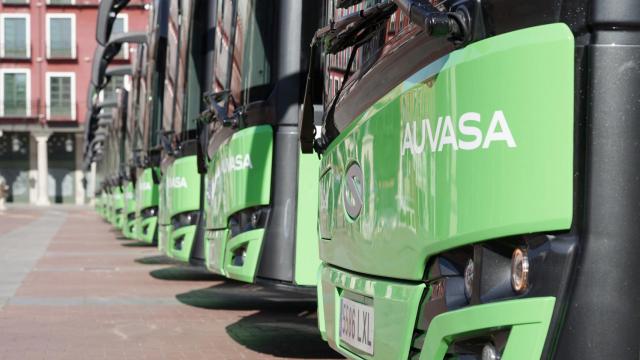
top-left (43, 0), bottom-right (147, 7)
top-left (0, 100), bottom-right (39, 121)
top-left (2, 0), bottom-right (29, 6)
top-left (0, 101), bottom-right (79, 122)
top-left (46, 102), bottom-right (77, 121)
top-left (46, 44), bottom-right (77, 60)
top-left (0, 43), bottom-right (31, 60)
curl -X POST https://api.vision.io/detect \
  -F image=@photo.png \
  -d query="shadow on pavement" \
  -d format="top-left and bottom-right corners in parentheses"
top-left (150, 266), bottom-right (224, 281)
top-left (177, 282), bottom-right (343, 358)
top-left (135, 255), bottom-right (180, 265)
top-left (176, 282), bottom-right (315, 311)
top-left (121, 241), bottom-right (155, 247)
top-left (226, 310), bottom-right (343, 359)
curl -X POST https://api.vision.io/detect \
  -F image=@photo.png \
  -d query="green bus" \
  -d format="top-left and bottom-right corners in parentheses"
top-left (131, 0), bottom-right (170, 245)
top-left (155, 0), bottom-right (210, 265)
top-left (300, 0), bottom-right (640, 358)
top-left (201, 0), bottom-right (322, 288)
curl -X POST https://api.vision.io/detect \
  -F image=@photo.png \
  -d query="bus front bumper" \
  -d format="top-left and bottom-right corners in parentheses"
top-left (166, 224), bottom-right (197, 263)
top-left (205, 228), bottom-right (265, 283)
top-left (136, 215), bottom-right (158, 244)
top-left (318, 263), bottom-right (555, 360)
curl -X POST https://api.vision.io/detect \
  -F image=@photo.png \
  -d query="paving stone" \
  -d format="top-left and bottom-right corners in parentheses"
top-left (0, 207), bottom-right (343, 359)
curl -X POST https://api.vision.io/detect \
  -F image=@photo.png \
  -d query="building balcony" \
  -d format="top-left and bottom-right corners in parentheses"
top-left (46, 103), bottom-right (77, 122)
top-left (46, 45), bottom-right (77, 61)
top-left (0, 101), bottom-right (39, 123)
top-left (46, 0), bottom-right (74, 5)
top-left (2, 0), bottom-right (29, 6)
top-left (0, 44), bottom-right (31, 61)
top-left (43, 0), bottom-right (148, 7)
top-left (0, 101), bottom-right (79, 123)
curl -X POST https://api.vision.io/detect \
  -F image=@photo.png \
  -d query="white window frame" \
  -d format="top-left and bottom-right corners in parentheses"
top-left (0, 14), bottom-right (31, 58)
top-left (45, 14), bottom-right (76, 59)
top-left (0, 68), bottom-right (31, 116)
top-left (114, 14), bottom-right (129, 60)
top-left (45, 72), bottom-right (76, 120)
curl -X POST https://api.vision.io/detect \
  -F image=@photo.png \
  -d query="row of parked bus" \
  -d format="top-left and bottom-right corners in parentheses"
top-left (84, 0), bottom-right (639, 359)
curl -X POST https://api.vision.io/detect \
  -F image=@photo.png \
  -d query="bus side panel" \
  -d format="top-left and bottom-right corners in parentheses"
top-left (294, 152), bottom-right (321, 286)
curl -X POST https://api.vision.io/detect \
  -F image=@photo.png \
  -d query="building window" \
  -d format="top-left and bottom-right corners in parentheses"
top-left (112, 14), bottom-right (128, 59)
top-left (46, 72), bottom-right (75, 120)
top-left (46, 14), bottom-right (76, 59)
top-left (0, 14), bottom-right (30, 59)
top-left (0, 69), bottom-right (30, 117)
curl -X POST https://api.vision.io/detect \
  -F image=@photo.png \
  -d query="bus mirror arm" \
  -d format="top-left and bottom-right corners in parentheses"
top-left (158, 130), bottom-right (175, 156)
top-left (202, 90), bottom-right (239, 128)
top-left (392, 0), bottom-right (469, 43)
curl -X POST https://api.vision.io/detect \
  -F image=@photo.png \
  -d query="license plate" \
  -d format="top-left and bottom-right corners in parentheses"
top-left (340, 297), bottom-right (374, 355)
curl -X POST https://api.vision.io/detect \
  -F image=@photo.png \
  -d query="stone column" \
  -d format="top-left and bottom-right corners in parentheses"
top-left (28, 135), bottom-right (37, 204)
top-left (33, 131), bottom-right (51, 206)
top-left (74, 133), bottom-right (85, 205)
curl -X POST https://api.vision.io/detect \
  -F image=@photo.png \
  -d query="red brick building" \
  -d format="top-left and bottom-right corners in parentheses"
top-left (0, 0), bottom-right (148, 204)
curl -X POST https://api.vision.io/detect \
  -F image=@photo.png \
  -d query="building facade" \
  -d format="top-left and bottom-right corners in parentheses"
top-left (0, 0), bottom-right (148, 205)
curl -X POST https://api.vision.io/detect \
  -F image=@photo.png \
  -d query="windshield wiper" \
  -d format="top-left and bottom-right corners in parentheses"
top-left (315, 2), bottom-right (398, 54)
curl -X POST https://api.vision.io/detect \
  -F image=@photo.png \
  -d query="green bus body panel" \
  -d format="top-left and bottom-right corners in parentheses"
top-left (320, 263), bottom-right (425, 359)
top-left (103, 194), bottom-right (111, 221)
top-left (136, 168), bottom-right (160, 209)
top-left (164, 156), bottom-right (200, 262)
top-left (124, 182), bottom-right (135, 214)
top-left (420, 297), bottom-right (555, 360)
top-left (137, 216), bottom-right (158, 244)
top-left (106, 193), bottom-right (113, 222)
top-left (158, 224), bottom-right (170, 253)
top-left (317, 268), bottom-right (327, 341)
top-left (223, 228), bottom-right (265, 283)
top-left (203, 125), bottom-right (272, 283)
top-left (123, 182), bottom-right (136, 239)
top-left (166, 224), bottom-right (197, 262)
top-left (294, 153), bottom-right (322, 286)
top-left (158, 173), bottom-right (169, 225)
top-left (135, 167), bottom-right (159, 243)
top-left (115, 213), bottom-right (124, 230)
top-left (166, 155), bottom-right (201, 217)
top-left (158, 174), bottom-right (169, 251)
top-left (112, 187), bottom-right (124, 229)
top-left (319, 24), bottom-right (574, 281)
top-left (112, 187), bottom-right (124, 211)
top-left (123, 219), bottom-right (136, 239)
top-left (205, 125), bottom-right (273, 229)
top-left (320, 264), bottom-right (555, 360)
top-left (205, 229), bottom-right (227, 275)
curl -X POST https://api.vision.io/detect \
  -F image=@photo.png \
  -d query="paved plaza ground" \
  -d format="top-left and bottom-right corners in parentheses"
top-left (0, 206), bottom-right (342, 360)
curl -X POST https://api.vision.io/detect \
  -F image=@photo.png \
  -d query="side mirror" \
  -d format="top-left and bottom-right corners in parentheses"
top-left (96, 0), bottom-right (131, 46)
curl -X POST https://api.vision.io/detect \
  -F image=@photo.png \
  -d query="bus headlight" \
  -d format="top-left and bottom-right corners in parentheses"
top-left (464, 259), bottom-right (474, 300)
top-left (482, 343), bottom-right (500, 360)
top-left (511, 248), bottom-right (529, 294)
